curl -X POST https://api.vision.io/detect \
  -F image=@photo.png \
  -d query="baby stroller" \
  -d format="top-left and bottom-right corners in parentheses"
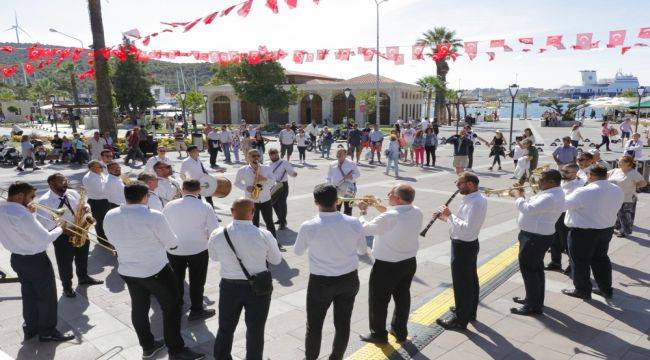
top-left (0, 146), bottom-right (20, 166)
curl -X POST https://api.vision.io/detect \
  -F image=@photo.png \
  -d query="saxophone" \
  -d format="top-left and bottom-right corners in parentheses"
top-left (69, 189), bottom-right (96, 247)
top-left (250, 164), bottom-right (263, 200)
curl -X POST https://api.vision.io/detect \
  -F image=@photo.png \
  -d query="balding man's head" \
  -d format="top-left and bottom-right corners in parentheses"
top-left (389, 184), bottom-right (415, 205)
top-left (231, 198), bottom-right (255, 220)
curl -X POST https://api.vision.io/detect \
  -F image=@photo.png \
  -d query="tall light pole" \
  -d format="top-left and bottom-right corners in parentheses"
top-left (49, 94), bottom-right (58, 133)
top-left (203, 94), bottom-right (209, 125)
top-left (344, 88), bottom-right (351, 124)
top-left (375, 0), bottom-right (388, 126)
top-left (508, 84), bottom-right (519, 152)
top-left (50, 28), bottom-right (87, 104)
top-left (180, 91), bottom-right (188, 136)
top-left (635, 86), bottom-right (646, 133)
top-left (308, 93), bottom-right (314, 124)
top-left (455, 90), bottom-right (463, 134)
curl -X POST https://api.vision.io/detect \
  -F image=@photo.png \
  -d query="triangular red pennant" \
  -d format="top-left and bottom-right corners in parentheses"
top-left (221, 5), bottom-right (237, 16)
top-left (487, 52), bottom-right (495, 61)
top-left (204, 12), bottom-right (219, 24)
top-left (266, 0), bottom-right (279, 13)
top-left (238, 0), bottom-right (253, 17)
top-left (184, 18), bottom-right (202, 32)
top-left (285, 0), bottom-right (298, 9)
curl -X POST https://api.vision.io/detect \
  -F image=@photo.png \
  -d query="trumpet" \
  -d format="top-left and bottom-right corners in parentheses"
top-left (483, 183), bottom-right (539, 198)
top-left (337, 195), bottom-right (384, 207)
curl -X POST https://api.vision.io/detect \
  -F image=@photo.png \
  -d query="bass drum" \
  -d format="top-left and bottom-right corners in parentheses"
top-left (213, 177), bottom-right (232, 198)
top-left (198, 174), bottom-right (218, 197)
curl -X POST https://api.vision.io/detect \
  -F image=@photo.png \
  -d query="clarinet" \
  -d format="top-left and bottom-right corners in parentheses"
top-left (420, 190), bottom-right (460, 237)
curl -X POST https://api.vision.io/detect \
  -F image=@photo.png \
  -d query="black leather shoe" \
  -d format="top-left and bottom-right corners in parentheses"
top-left (188, 308), bottom-right (216, 321)
top-left (170, 348), bottom-right (205, 360)
top-left (448, 306), bottom-right (476, 321)
top-left (562, 288), bottom-right (591, 300)
top-left (359, 333), bottom-right (388, 344)
top-left (278, 245), bottom-right (287, 252)
top-left (389, 330), bottom-right (407, 342)
top-left (22, 326), bottom-right (37, 341)
top-left (544, 263), bottom-right (562, 271)
top-left (436, 317), bottom-right (467, 331)
top-left (79, 277), bottom-right (104, 286)
top-left (63, 288), bottom-right (76, 298)
top-left (510, 306), bottom-right (543, 316)
top-left (39, 331), bottom-right (75, 342)
top-left (143, 340), bottom-right (165, 359)
top-left (512, 296), bottom-right (526, 305)
top-left (592, 289), bottom-right (613, 299)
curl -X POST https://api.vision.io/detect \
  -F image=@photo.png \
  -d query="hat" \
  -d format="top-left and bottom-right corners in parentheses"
top-left (495, 129), bottom-right (502, 133)
top-left (588, 149), bottom-right (600, 156)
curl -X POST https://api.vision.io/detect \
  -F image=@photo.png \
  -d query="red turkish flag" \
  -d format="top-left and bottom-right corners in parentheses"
top-left (58, 49), bottom-right (70, 59)
top-left (277, 49), bottom-right (288, 59)
top-left (607, 30), bottom-right (626, 48)
top-left (217, 52), bottom-right (229, 64)
top-left (317, 49), bottom-right (329, 60)
top-left (221, 5), bottom-right (237, 16)
top-left (248, 51), bottom-right (261, 64)
top-left (546, 35), bottom-right (563, 48)
top-left (358, 48), bottom-right (374, 61)
top-left (394, 54), bottom-right (404, 65)
top-left (518, 37), bottom-right (534, 45)
top-left (313, 0), bottom-right (319, 4)
top-left (238, 1), bottom-right (253, 17)
top-left (412, 44), bottom-right (425, 60)
top-left (266, 0), bottom-right (279, 13)
top-left (0, 46), bottom-right (14, 53)
top-left (204, 12), bottom-right (218, 24)
top-left (293, 51), bottom-right (305, 64)
top-left (487, 52), bottom-right (495, 61)
top-left (27, 46), bottom-right (42, 60)
top-left (336, 49), bottom-right (351, 61)
top-left (142, 36), bottom-right (151, 46)
top-left (384, 46), bottom-right (399, 61)
top-left (621, 46), bottom-right (632, 55)
top-left (574, 33), bottom-right (593, 50)
top-left (23, 63), bottom-right (35, 75)
top-left (2, 64), bottom-right (18, 77)
top-left (639, 27), bottom-right (650, 39)
top-left (490, 39), bottom-right (505, 48)
top-left (72, 49), bottom-right (82, 62)
top-left (464, 41), bottom-right (478, 60)
top-left (161, 21), bottom-right (189, 27)
top-left (97, 48), bottom-right (111, 59)
top-left (285, 0), bottom-right (298, 9)
top-left (184, 18), bottom-right (202, 32)
top-left (503, 45), bottom-right (513, 52)
top-left (306, 53), bottom-right (314, 62)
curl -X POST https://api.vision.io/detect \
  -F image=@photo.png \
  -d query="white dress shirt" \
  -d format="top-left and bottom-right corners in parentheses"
top-left (561, 178), bottom-right (586, 197)
top-left (37, 189), bottom-right (83, 231)
top-left (624, 139), bottom-right (644, 159)
top-left (105, 174), bottom-right (126, 205)
top-left (219, 130), bottom-right (232, 143)
top-left (294, 212), bottom-right (367, 276)
top-left (0, 202), bottom-right (62, 255)
top-left (147, 191), bottom-right (164, 212)
top-left (82, 171), bottom-right (106, 200)
top-left (564, 180), bottom-right (624, 229)
top-left (180, 157), bottom-right (208, 180)
top-left (87, 137), bottom-right (107, 160)
top-left (208, 220), bottom-right (282, 280)
top-left (516, 187), bottom-right (565, 235)
top-left (278, 129), bottom-right (296, 145)
top-left (164, 195), bottom-right (220, 256)
top-left (234, 164), bottom-right (276, 203)
top-left (327, 159), bottom-right (360, 186)
top-left (269, 159), bottom-right (295, 182)
top-left (98, 161), bottom-right (109, 176)
top-left (145, 155), bottom-right (172, 174)
top-left (446, 191), bottom-right (488, 241)
top-left (104, 204), bottom-right (178, 277)
top-left (155, 176), bottom-right (182, 205)
top-left (207, 131), bottom-right (220, 143)
top-left (577, 168), bottom-right (589, 182)
top-left (369, 130), bottom-right (384, 142)
top-left (360, 205), bottom-right (423, 262)
top-left (305, 123), bottom-right (319, 137)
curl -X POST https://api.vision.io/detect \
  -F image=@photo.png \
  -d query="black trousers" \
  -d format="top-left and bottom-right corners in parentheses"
top-left (550, 213), bottom-right (568, 265)
top-left (298, 146), bottom-right (307, 161)
top-left (214, 279), bottom-right (272, 360)
top-left (167, 251), bottom-right (209, 312)
top-left (596, 135), bottom-right (611, 151)
top-left (425, 145), bottom-right (436, 166)
top-left (88, 198), bottom-right (111, 249)
top-left (450, 239), bottom-right (479, 325)
top-left (120, 265), bottom-right (184, 355)
top-left (280, 144), bottom-right (293, 158)
top-left (253, 200), bottom-right (276, 238)
top-left (336, 202), bottom-right (352, 216)
top-left (10, 252), bottom-right (58, 336)
top-left (467, 145), bottom-right (474, 168)
top-left (209, 146), bottom-right (219, 166)
top-left (369, 258), bottom-right (416, 340)
top-left (518, 231), bottom-right (554, 311)
top-left (272, 181), bottom-right (289, 226)
top-left (305, 270), bottom-right (359, 360)
top-left (53, 234), bottom-right (90, 290)
top-left (567, 227), bottom-right (614, 295)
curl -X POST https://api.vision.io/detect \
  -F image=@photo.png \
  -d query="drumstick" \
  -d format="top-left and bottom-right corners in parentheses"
top-left (420, 190), bottom-right (460, 237)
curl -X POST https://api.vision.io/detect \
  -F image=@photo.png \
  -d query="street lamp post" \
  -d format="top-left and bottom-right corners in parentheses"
top-left (180, 91), bottom-right (188, 136)
top-left (374, 0), bottom-right (388, 126)
top-left (203, 94), bottom-right (209, 125)
top-left (308, 93), bottom-right (314, 124)
top-left (455, 90), bottom-right (463, 134)
top-left (49, 94), bottom-right (58, 133)
top-left (635, 86), bottom-right (646, 133)
top-left (508, 84), bottom-right (519, 152)
top-left (344, 88), bottom-right (351, 124)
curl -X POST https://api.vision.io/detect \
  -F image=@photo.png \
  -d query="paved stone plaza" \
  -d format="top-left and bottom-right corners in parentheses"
top-left (0, 120), bottom-right (648, 360)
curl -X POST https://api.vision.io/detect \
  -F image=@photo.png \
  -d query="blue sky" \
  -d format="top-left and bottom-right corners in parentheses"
top-left (1, 0), bottom-right (648, 89)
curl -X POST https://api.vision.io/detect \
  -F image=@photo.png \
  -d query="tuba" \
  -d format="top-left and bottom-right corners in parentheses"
top-left (250, 164), bottom-right (263, 201)
top-left (69, 189), bottom-right (96, 248)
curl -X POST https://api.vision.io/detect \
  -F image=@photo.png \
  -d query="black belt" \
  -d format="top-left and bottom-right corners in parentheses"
top-left (222, 278), bottom-right (249, 284)
top-left (309, 269), bottom-right (357, 281)
top-left (12, 251), bottom-right (46, 258)
top-left (451, 238), bottom-right (478, 244)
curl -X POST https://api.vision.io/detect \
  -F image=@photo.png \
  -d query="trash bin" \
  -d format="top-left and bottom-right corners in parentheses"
top-left (191, 133), bottom-right (204, 151)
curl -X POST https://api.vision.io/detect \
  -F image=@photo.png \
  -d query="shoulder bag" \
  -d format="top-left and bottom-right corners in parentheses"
top-left (223, 228), bottom-right (273, 296)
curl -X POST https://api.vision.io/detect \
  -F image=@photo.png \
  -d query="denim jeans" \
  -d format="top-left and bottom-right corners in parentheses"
top-left (222, 143), bottom-right (231, 163)
top-left (321, 143), bottom-right (332, 158)
top-left (232, 145), bottom-right (240, 162)
top-left (385, 156), bottom-right (399, 176)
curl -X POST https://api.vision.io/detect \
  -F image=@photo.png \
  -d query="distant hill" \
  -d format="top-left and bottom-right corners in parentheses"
top-left (0, 41), bottom-right (214, 92)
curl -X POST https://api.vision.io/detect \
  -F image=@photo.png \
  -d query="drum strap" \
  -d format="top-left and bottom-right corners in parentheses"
top-left (199, 161), bottom-right (208, 175)
top-left (272, 161), bottom-right (287, 182)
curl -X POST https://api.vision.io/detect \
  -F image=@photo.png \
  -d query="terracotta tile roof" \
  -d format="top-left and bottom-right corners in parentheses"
top-left (343, 73), bottom-right (399, 85)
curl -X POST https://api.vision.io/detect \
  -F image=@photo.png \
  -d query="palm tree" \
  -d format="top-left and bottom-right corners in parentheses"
top-left (33, 78), bottom-right (57, 103)
top-left (416, 76), bottom-right (446, 120)
top-left (445, 89), bottom-right (459, 123)
top-left (518, 94), bottom-right (531, 120)
top-left (59, 63), bottom-right (81, 132)
top-left (418, 27), bottom-right (462, 125)
top-left (88, 0), bottom-right (116, 136)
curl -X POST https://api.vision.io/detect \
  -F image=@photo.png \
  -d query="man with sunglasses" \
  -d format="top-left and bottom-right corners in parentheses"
top-left (145, 146), bottom-right (173, 174)
top-left (154, 161), bottom-right (183, 207)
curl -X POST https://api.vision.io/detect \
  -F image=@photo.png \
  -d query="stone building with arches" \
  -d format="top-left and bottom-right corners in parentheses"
top-left (198, 71), bottom-right (423, 126)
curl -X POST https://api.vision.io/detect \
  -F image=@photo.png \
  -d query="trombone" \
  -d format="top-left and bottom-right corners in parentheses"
top-left (0, 189), bottom-right (116, 254)
top-left (483, 184), bottom-right (539, 198)
top-left (337, 195), bottom-right (385, 207)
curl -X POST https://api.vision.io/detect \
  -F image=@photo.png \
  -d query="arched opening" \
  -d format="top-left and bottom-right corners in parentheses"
top-left (300, 94), bottom-right (323, 124)
top-left (268, 111), bottom-right (289, 125)
top-left (212, 96), bottom-right (231, 124)
top-left (367, 92), bottom-right (391, 125)
top-left (240, 100), bottom-right (260, 124)
top-left (332, 93), bottom-right (355, 124)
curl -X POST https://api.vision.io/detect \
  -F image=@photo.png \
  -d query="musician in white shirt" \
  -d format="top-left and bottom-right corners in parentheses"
top-left (105, 161), bottom-right (126, 207)
top-left (137, 173), bottom-right (164, 212)
top-left (164, 180), bottom-right (220, 321)
top-left (278, 124), bottom-right (296, 162)
top-left (154, 161), bottom-right (182, 206)
top-left (356, 184), bottom-right (422, 344)
top-left (294, 184), bottom-right (367, 360)
top-left (511, 170), bottom-right (565, 316)
top-left (87, 131), bottom-right (107, 160)
top-left (576, 152), bottom-right (592, 181)
top-left (268, 148), bottom-right (297, 230)
top-left (181, 145), bottom-right (219, 208)
top-left (38, 173), bottom-right (103, 298)
top-left (99, 149), bottom-right (113, 175)
top-left (208, 198), bottom-right (282, 360)
top-left (235, 149), bottom-right (282, 250)
top-left (433, 172), bottom-right (487, 330)
top-left (103, 182), bottom-right (204, 360)
top-left (145, 146), bottom-right (172, 174)
top-left (562, 165), bottom-right (623, 300)
top-left (0, 182), bottom-right (74, 343)
top-left (327, 148), bottom-right (360, 216)
top-left (82, 160), bottom-right (112, 249)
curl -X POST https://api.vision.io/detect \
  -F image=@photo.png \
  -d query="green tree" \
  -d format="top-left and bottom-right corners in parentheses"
top-left (176, 90), bottom-right (206, 120)
top-left (356, 90), bottom-right (377, 124)
top-left (416, 76), bottom-right (446, 119)
top-left (445, 89), bottom-right (460, 122)
top-left (211, 60), bottom-right (292, 124)
top-left (0, 89), bottom-right (15, 102)
top-left (112, 38), bottom-right (156, 123)
top-left (518, 94), bottom-right (531, 119)
top-left (418, 27), bottom-right (462, 125)
top-left (540, 99), bottom-right (589, 121)
top-left (12, 84), bottom-right (38, 101)
top-left (619, 89), bottom-right (636, 98)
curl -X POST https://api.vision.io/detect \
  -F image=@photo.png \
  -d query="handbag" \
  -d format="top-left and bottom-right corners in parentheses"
top-left (223, 228), bottom-right (273, 296)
